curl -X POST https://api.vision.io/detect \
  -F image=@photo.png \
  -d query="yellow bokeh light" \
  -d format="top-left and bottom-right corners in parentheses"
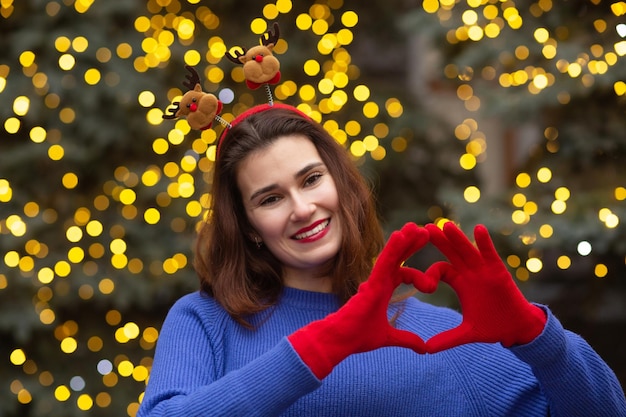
top-left (10, 349), bottom-right (27, 366)
top-left (138, 91), bottom-right (156, 107)
top-left (110, 238), bottom-right (127, 254)
top-left (526, 257), bottom-right (543, 273)
top-left (62, 172), bottom-right (79, 189)
top-left (84, 68), bottom-right (101, 85)
top-left (554, 186), bottom-right (570, 201)
top-left (29, 126), bottom-right (47, 143)
top-left (168, 129), bottom-right (185, 145)
top-left (463, 186), bottom-right (481, 203)
top-left (512, 210), bottom-right (530, 225)
top-left (341, 10), bottom-right (358, 27)
top-left (55, 385), bottom-right (71, 401)
top-left (118, 360), bottom-right (134, 377)
top-left (19, 51), bottom-right (36, 67)
top-left (512, 193), bottom-right (526, 207)
top-left (54, 260), bottom-right (71, 277)
top-left (299, 84), bottom-right (316, 101)
top-left (116, 43), bottom-right (133, 59)
top-left (60, 337), bottom-right (78, 354)
top-left (523, 201), bottom-right (538, 215)
top-left (384, 99), bottom-right (402, 118)
top-left (539, 224), bottom-right (553, 238)
top-left (177, 18), bottom-right (196, 40)
top-left (595, 264), bottom-right (608, 278)
top-left (38, 267), bottom-right (55, 284)
top-left (66, 226), bottom-right (83, 243)
top-left (296, 13), bottom-right (313, 30)
top-left (363, 135), bottom-right (379, 151)
top-left (276, 0), bottom-right (292, 14)
top-left (250, 17), bottom-right (268, 35)
top-left (422, 0), bottom-right (439, 13)
top-left (362, 102), bottom-right (379, 118)
top-left (184, 49), bottom-right (201, 66)
top-left (123, 322), bottom-right (140, 339)
top-left (349, 140), bottom-right (366, 157)
top-left (153, 138), bottom-right (169, 154)
top-left (516, 172), bottom-right (531, 188)
top-left (303, 59), bottom-right (321, 76)
top-left (144, 208), bottom-right (161, 224)
top-left (119, 189), bottom-right (136, 205)
top-left (507, 255), bottom-right (521, 268)
top-left (58, 54), bottom-right (76, 70)
top-left (77, 393), bottom-right (93, 411)
top-left (551, 200), bottom-right (567, 214)
top-left (13, 96), bottom-right (30, 116)
top-left (534, 27), bottom-right (550, 43)
top-left (462, 10), bottom-right (478, 25)
top-left (353, 85), bottom-right (370, 101)
top-left (459, 153), bottom-right (477, 170)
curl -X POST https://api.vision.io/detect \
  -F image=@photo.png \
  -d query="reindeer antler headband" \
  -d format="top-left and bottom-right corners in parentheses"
top-left (162, 65), bottom-right (230, 131)
top-left (225, 22), bottom-right (281, 105)
top-left (162, 22), bottom-right (306, 152)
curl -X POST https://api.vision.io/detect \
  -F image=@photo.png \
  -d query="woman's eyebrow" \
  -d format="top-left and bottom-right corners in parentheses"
top-left (295, 162), bottom-right (324, 178)
top-left (249, 184), bottom-right (278, 202)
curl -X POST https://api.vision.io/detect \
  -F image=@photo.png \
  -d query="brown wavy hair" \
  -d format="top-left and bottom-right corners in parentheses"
top-left (194, 106), bottom-right (384, 326)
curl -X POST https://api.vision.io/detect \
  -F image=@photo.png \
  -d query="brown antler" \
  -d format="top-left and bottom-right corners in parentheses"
top-left (162, 101), bottom-right (180, 119)
top-left (262, 22), bottom-right (280, 46)
top-left (225, 47), bottom-right (247, 65)
top-left (182, 65), bottom-right (201, 90)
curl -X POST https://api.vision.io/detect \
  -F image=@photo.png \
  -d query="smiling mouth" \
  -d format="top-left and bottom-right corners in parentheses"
top-left (293, 219), bottom-right (330, 240)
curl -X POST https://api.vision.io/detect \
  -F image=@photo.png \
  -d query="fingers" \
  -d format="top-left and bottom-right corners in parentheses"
top-left (424, 223), bottom-right (468, 267)
top-left (396, 267), bottom-right (439, 294)
top-left (396, 222), bottom-right (430, 260)
top-left (386, 328), bottom-right (427, 354)
top-left (423, 261), bottom-right (458, 287)
top-left (425, 324), bottom-right (474, 354)
top-left (378, 223), bottom-right (429, 269)
top-left (473, 224), bottom-right (502, 265)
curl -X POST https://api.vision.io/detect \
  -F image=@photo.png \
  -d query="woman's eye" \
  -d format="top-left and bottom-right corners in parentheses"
top-left (304, 173), bottom-right (322, 186)
top-left (260, 195), bottom-right (280, 206)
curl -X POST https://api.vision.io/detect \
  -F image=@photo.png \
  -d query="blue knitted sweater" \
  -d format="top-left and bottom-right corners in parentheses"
top-left (137, 288), bottom-right (626, 416)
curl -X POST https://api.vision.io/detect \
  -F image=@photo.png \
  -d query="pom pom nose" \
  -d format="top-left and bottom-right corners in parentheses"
top-left (254, 55), bottom-right (263, 63)
top-left (189, 102), bottom-right (198, 112)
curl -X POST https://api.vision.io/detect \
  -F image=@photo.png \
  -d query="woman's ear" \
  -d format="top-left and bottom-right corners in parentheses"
top-left (249, 232), bottom-right (263, 248)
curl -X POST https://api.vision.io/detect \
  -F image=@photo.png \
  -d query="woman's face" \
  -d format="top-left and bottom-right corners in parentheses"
top-left (237, 134), bottom-right (342, 289)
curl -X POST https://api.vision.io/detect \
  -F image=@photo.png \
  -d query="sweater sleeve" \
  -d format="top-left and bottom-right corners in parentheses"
top-left (509, 304), bottom-right (626, 417)
top-left (136, 294), bottom-right (321, 417)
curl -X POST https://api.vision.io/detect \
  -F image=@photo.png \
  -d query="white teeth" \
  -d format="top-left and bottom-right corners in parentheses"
top-left (294, 220), bottom-right (329, 240)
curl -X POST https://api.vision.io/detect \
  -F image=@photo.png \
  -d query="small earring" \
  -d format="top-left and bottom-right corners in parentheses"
top-left (254, 236), bottom-right (262, 249)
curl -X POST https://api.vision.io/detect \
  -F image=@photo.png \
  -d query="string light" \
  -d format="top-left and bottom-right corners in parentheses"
top-left (2, 1), bottom-right (625, 415)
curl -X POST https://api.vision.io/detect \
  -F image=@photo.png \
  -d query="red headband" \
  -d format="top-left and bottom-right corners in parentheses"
top-left (216, 102), bottom-right (311, 156)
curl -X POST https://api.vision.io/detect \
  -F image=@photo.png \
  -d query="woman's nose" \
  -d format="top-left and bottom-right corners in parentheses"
top-left (290, 194), bottom-right (315, 221)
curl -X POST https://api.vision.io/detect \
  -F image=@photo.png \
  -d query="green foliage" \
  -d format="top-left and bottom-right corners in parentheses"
top-left (2, 1), bottom-right (626, 415)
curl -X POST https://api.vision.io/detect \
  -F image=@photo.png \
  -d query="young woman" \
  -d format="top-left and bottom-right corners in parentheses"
top-left (137, 103), bottom-right (626, 416)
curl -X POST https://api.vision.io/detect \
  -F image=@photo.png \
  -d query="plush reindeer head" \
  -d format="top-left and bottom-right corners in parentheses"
top-left (226, 22), bottom-right (281, 90)
top-left (163, 65), bottom-right (223, 130)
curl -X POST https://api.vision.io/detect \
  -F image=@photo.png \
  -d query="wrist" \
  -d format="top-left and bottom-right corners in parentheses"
top-left (506, 303), bottom-right (547, 347)
top-left (288, 315), bottom-right (349, 379)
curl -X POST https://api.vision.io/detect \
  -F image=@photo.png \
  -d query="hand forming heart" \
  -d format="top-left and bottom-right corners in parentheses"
top-left (288, 221), bottom-right (547, 379)
top-left (423, 222), bottom-right (547, 352)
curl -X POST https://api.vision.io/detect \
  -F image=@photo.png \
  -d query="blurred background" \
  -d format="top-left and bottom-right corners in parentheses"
top-left (1, 0), bottom-right (625, 415)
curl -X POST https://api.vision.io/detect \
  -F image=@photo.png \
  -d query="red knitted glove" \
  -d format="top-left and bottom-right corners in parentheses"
top-left (288, 223), bottom-right (436, 379)
top-left (424, 222), bottom-right (546, 352)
